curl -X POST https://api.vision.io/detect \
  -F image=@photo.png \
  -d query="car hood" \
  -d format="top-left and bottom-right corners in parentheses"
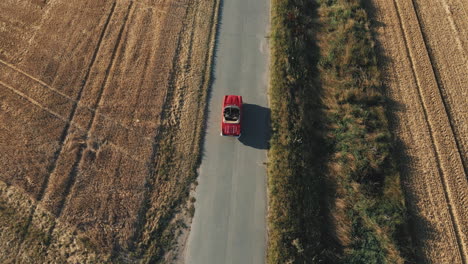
top-left (224, 95), bottom-right (242, 107)
top-left (222, 123), bottom-right (240, 136)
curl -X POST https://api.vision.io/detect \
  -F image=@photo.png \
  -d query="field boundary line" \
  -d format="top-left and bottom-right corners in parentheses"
top-left (0, 59), bottom-right (67, 98)
top-left (0, 80), bottom-right (145, 164)
top-left (0, 80), bottom-right (69, 124)
top-left (0, 60), bottom-right (154, 144)
top-left (393, 0), bottom-right (468, 262)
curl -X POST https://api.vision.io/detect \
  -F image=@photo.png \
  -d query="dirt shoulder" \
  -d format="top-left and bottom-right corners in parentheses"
top-left (369, 0), bottom-right (468, 262)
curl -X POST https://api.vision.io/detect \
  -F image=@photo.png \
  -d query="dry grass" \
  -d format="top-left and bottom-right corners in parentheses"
top-left (0, 0), bottom-right (217, 262)
top-left (267, 0), bottom-right (412, 262)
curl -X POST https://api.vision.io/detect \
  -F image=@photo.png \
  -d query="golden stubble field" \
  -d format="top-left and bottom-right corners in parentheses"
top-left (369, 0), bottom-right (468, 263)
top-left (0, 0), bottom-right (218, 262)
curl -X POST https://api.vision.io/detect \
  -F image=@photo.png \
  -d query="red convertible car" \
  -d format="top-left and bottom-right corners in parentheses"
top-left (221, 95), bottom-right (242, 137)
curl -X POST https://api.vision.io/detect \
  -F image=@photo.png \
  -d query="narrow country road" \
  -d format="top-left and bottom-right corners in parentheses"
top-left (184, 0), bottom-right (270, 263)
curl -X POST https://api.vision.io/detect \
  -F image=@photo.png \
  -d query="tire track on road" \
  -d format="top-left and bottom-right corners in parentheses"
top-left (392, 0), bottom-right (468, 262)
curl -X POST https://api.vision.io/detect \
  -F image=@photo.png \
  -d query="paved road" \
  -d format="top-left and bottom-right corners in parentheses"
top-left (184, 0), bottom-right (270, 263)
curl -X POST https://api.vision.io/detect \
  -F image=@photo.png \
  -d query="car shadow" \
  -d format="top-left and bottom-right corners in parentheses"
top-left (238, 103), bottom-right (270, 149)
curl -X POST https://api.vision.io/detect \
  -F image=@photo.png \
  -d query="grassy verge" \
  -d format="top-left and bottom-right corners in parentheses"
top-left (268, 0), bottom-right (413, 263)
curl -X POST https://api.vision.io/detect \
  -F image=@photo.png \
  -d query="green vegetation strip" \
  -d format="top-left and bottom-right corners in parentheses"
top-left (268, 0), bottom-right (413, 263)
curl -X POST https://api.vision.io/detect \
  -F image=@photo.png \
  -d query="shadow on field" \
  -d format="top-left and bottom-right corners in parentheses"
top-left (364, 0), bottom-right (422, 262)
top-left (238, 103), bottom-right (270, 149)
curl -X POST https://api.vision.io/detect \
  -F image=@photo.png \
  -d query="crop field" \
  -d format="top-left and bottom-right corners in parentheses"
top-left (0, 0), bottom-right (218, 262)
top-left (369, 0), bottom-right (468, 262)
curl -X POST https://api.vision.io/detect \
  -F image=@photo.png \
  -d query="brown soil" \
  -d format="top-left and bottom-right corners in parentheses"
top-left (0, 0), bottom-right (217, 262)
top-left (369, 0), bottom-right (468, 263)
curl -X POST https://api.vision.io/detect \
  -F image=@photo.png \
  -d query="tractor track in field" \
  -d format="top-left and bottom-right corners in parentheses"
top-left (0, 81), bottom-right (67, 124)
top-left (35, 1), bottom-right (136, 252)
top-left (371, 0), bottom-right (468, 262)
top-left (0, 59), bottom-right (155, 143)
top-left (442, 0), bottom-right (468, 55)
top-left (410, 0), bottom-right (468, 177)
top-left (0, 80), bottom-right (145, 166)
top-left (393, 0), bottom-right (468, 262)
top-left (38, 0), bottom-right (116, 204)
top-left (53, 1), bottom-right (133, 221)
top-left (452, 0), bottom-right (468, 27)
top-left (11, 3), bottom-right (118, 247)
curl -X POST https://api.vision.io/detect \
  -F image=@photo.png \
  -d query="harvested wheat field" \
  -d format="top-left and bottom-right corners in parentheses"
top-left (0, 0), bottom-right (218, 262)
top-left (369, 0), bottom-right (468, 263)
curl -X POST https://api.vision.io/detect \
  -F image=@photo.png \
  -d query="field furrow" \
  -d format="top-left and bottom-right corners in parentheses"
top-left (38, 1), bottom-right (136, 219)
top-left (445, 0), bottom-right (468, 54)
top-left (0, 81), bottom-right (69, 125)
top-left (0, 79), bottom-right (146, 164)
top-left (0, 59), bottom-right (71, 100)
top-left (0, 63), bottom-right (74, 119)
top-left (370, 0), bottom-right (468, 262)
top-left (0, 82), bottom-right (65, 197)
top-left (0, 58), bottom-right (155, 145)
top-left (448, 0), bottom-right (468, 53)
top-left (54, 2), bottom-right (134, 220)
top-left (411, 0), bottom-right (468, 175)
top-left (129, 0), bottom-right (196, 252)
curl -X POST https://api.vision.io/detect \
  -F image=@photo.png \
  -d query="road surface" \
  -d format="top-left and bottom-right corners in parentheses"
top-left (184, 0), bottom-right (270, 263)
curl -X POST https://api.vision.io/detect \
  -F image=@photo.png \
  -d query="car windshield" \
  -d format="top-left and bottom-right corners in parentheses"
top-left (224, 106), bottom-right (240, 122)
